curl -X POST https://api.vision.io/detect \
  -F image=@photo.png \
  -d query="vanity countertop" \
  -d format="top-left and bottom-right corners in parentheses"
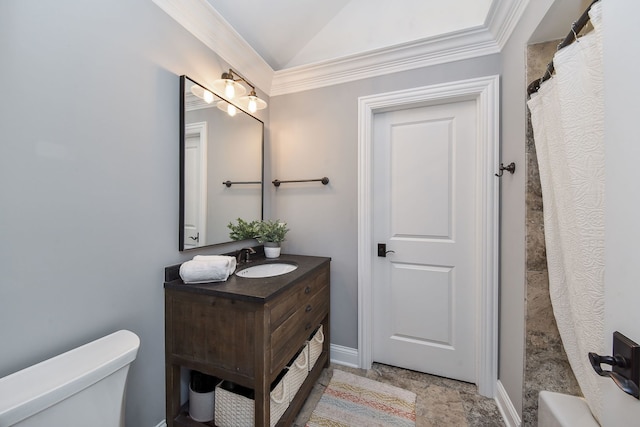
top-left (164, 254), bottom-right (330, 303)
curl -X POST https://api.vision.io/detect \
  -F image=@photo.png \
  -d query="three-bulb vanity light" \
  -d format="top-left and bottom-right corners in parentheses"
top-left (190, 68), bottom-right (267, 116)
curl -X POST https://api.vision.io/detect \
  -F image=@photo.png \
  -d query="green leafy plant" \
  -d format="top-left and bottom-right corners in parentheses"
top-left (256, 220), bottom-right (289, 244)
top-left (227, 218), bottom-right (260, 241)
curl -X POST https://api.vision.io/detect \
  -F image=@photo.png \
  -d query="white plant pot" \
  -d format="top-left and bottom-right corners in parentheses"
top-left (264, 244), bottom-right (281, 258)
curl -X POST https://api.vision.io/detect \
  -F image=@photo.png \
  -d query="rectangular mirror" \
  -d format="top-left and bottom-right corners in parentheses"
top-left (180, 75), bottom-right (264, 251)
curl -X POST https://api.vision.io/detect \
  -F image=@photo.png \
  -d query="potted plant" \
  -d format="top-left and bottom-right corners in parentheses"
top-left (227, 218), bottom-right (260, 241)
top-left (256, 220), bottom-right (289, 258)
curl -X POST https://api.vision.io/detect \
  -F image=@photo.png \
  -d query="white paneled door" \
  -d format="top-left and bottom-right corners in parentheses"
top-left (183, 122), bottom-right (207, 249)
top-left (372, 100), bottom-right (478, 382)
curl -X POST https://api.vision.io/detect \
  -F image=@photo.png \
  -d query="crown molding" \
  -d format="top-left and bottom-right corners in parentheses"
top-left (270, 0), bottom-right (530, 96)
top-left (486, 0), bottom-right (530, 49)
top-left (154, 0), bottom-right (528, 97)
top-left (270, 27), bottom-right (500, 96)
top-left (152, 0), bottom-right (274, 94)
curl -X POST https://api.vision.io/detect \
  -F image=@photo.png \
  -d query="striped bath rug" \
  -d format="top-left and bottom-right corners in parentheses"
top-left (306, 369), bottom-right (416, 427)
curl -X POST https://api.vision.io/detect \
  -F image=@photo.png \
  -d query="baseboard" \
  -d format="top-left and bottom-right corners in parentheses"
top-left (495, 380), bottom-right (521, 427)
top-left (329, 344), bottom-right (359, 368)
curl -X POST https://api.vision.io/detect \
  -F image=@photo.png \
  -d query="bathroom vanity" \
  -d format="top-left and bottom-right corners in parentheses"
top-left (164, 254), bottom-right (330, 427)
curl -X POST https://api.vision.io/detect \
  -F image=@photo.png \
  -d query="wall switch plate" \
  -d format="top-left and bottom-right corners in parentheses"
top-left (613, 331), bottom-right (640, 399)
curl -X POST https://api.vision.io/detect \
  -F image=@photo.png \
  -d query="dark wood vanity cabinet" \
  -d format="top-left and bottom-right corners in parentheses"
top-left (164, 255), bottom-right (330, 427)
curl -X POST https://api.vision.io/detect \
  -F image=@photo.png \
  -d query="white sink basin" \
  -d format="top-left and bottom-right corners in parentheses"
top-left (236, 262), bottom-right (298, 278)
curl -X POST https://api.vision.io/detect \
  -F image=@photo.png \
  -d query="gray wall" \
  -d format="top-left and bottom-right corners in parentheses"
top-left (498, 0), bottom-right (556, 418)
top-left (0, 1), bottom-right (267, 426)
top-left (269, 55), bottom-right (501, 349)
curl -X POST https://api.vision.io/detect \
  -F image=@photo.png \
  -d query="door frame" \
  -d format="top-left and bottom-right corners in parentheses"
top-left (357, 75), bottom-right (500, 397)
top-left (184, 121), bottom-right (208, 247)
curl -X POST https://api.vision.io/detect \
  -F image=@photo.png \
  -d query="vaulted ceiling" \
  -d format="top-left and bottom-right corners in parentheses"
top-left (153, 0), bottom-right (584, 96)
top-left (204, 0), bottom-right (494, 70)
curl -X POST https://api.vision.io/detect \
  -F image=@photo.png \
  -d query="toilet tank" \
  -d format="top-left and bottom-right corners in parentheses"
top-left (0, 330), bottom-right (140, 427)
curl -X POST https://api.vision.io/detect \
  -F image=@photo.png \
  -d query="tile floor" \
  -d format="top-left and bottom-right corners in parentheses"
top-left (293, 363), bottom-right (505, 427)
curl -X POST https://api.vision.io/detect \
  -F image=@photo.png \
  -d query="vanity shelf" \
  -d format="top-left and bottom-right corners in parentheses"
top-left (164, 255), bottom-right (331, 427)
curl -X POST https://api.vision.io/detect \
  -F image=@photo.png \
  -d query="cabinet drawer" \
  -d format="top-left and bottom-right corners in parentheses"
top-left (270, 285), bottom-right (329, 373)
top-left (269, 266), bottom-right (329, 332)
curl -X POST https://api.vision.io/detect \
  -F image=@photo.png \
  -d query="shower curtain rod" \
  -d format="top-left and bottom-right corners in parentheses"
top-left (527, 0), bottom-right (599, 96)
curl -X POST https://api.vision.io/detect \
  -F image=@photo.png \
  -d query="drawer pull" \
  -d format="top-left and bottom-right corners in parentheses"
top-left (305, 305), bottom-right (312, 313)
top-left (305, 286), bottom-right (311, 294)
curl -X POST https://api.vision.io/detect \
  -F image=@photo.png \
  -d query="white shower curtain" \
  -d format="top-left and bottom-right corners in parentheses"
top-left (527, 1), bottom-right (605, 422)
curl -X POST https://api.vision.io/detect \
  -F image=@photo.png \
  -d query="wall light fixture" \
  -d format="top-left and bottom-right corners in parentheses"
top-left (211, 68), bottom-right (267, 115)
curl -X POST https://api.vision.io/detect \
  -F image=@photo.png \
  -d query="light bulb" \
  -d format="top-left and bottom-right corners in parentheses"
top-left (224, 81), bottom-right (235, 99)
top-left (248, 97), bottom-right (257, 113)
top-left (203, 90), bottom-right (214, 104)
top-left (227, 104), bottom-right (237, 117)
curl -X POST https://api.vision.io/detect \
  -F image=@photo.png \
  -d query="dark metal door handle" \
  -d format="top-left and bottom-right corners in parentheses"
top-left (377, 243), bottom-right (395, 257)
top-left (589, 352), bottom-right (640, 398)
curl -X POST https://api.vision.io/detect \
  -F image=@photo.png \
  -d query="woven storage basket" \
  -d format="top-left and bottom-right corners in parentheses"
top-left (214, 375), bottom-right (288, 427)
top-left (283, 346), bottom-right (308, 402)
top-left (306, 325), bottom-right (324, 372)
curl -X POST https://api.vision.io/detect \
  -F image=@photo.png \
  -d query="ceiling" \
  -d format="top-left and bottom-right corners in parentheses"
top-left (205, 0), bottom-right (494, 70)
top-left (154, 0), bottom-right (587, 95)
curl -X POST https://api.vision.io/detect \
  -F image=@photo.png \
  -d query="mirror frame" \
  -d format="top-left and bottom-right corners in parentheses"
top-left (179, 75), bottom-right (264, 251)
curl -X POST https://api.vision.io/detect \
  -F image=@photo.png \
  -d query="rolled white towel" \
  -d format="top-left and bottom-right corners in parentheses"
top-left (193, 255), bottom-right (237, 275)
top-left (179, 255), bottom-right (237, 284)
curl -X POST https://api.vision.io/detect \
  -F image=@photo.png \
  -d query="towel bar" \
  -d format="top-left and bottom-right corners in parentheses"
top-left (222, 180), bottom-right (261, 187)
top-left (272, 177), bottom-right (329, 187)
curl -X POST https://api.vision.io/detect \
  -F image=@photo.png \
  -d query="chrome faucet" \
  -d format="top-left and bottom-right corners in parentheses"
top-left (237, 247), bottom-right (256, 264)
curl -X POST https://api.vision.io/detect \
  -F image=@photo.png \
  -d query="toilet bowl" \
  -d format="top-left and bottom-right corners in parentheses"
top-left (0, 330), bottom-right (140, 427)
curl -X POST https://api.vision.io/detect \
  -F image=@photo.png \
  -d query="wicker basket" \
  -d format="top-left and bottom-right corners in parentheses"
top-left (214, 375), bottom-right (288, 427)
top-left (306, 325), bottom-right (324, 372)
top-left (283, 346), bottom-right (308, 402)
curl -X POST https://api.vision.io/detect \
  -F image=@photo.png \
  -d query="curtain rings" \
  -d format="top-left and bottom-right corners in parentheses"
top-left (571, 22), bottom-right (580, 42)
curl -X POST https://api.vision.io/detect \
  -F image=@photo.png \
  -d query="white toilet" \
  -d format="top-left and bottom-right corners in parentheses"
top-left (538, 391), bottom-right (600, 427)
top-left (0, 330), bottom-right (140, 427)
